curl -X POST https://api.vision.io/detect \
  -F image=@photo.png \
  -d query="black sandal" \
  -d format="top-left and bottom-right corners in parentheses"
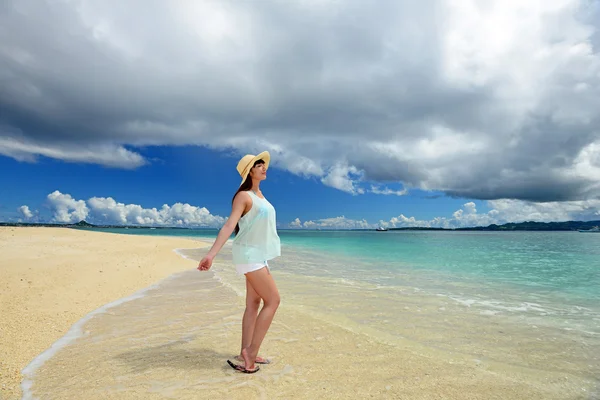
top-left (227, 359), bottom-right (260, 374)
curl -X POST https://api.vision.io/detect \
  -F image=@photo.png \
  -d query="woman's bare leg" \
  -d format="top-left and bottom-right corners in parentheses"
top-left (240, 266), bottom-right (280, 370)
top-left (240, 278), bottom-right (261, 357)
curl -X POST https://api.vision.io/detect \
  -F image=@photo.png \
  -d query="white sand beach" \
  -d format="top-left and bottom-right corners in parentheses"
top-left (0, 227), bottom-right (207, 399)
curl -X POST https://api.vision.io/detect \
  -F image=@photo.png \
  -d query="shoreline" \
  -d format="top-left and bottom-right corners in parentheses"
top-left (21, 270), bottom-right (194, 400)
top-left (0, 227), bottom-right (208, 400)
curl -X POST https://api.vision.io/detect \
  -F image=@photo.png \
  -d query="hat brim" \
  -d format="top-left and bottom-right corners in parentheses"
top-left (239, 151), bottom-right (270, 185)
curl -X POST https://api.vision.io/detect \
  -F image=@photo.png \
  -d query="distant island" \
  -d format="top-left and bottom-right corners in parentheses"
top-left (384, 220), bottom-right (600, 231)
top-left (1, 219), bottom-right (599, 231)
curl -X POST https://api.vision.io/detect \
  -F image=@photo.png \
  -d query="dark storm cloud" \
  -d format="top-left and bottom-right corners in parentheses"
top-left (1, 0), bottom-right (599, 201)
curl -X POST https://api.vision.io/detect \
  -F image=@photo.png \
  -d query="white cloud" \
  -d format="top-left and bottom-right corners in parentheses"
top-left (289, 217), bottom-right (302, 228)
top-left (44, 191), bottom-right (225, 227)
top-left (378, 203), bottom-right (502, 230)
top-left (370, 185), bottom-right (408, 196)
top-left (378, 199), bottom-right (600, 230)
top-left (87, 196), bottom-right (225, 226)
top-left (565, 140), bottom-right (600, 191)
top-left (47, 191), bottom-right (90, 223)
top-left (320, 164), bottom-right (364, 194)
top-left (379, 214), bottom-right (425, 229)
top-left (288, 199), bottom-right (600, 230)
top-left (18, 205), bottom-right (33, 219)
top-left (289, 216), bottom-right (371, 230)
top-left (2, 0), bottom-right (599, 201)
top-left (0, 136), bottom-right (146, 169)
top-left (486, 198), bottom-right (600, 223)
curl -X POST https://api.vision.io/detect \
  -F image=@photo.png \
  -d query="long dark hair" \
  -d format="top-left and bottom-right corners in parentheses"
top-left (232, 159), bottom-right (265, 236)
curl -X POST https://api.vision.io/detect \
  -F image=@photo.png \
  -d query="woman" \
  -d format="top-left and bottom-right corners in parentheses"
top-left (197, 151), bottom-right (281, 374)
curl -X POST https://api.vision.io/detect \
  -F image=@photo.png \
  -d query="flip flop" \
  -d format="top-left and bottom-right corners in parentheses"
top-left (234, 355), bottom-right (271, 365)
top-left (227, 359), bottom-right (260, 374)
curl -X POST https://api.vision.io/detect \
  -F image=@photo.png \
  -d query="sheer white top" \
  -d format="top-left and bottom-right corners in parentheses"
top-left (232, 191), bottom-right (281, 264)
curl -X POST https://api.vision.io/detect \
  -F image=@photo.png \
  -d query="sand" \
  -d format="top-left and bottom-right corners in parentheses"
top-left (1, 227), bottom-right (595, 399)
top-left (24, 268), bottom-right (589, 400)
top-left (0, 227), bottom-right (207, 400)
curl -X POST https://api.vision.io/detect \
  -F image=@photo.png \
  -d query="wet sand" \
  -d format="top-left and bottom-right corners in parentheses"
top-left (0, 227), bottom-right (207, 400)
top-left (26, 269), bottom-right (588, 400)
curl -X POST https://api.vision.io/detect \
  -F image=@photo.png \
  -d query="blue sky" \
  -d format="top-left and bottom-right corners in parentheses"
top-left (1, 1), bottom-right (600, 229)
top-left (0, 146), bottom-right (495, 229)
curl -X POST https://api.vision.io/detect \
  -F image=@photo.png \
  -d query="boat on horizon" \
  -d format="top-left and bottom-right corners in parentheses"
top-left (376, 226), bottom-right (388, 231)
top-left (578, 226), bottom-right (600, 233)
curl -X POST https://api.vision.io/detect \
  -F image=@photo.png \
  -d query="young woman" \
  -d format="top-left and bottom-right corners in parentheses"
top-left (197, 151), bottom-right (281, 374)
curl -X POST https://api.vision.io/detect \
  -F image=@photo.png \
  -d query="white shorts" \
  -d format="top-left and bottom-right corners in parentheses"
top-left (235, 260), bottom-right (269, 276)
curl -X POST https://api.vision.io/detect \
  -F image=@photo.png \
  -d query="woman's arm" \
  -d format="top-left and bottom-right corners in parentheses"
top-left (198, 192), bottom-right (249, 271)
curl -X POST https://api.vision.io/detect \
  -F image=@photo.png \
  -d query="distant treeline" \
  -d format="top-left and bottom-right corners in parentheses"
top-left (388, 220), bottom-right (600, 231)
top-left (0, 220), bottom-right (189, 230)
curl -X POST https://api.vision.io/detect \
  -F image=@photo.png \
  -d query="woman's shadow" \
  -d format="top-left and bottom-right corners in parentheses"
top-left (114, 337), bottom-right (234, 373)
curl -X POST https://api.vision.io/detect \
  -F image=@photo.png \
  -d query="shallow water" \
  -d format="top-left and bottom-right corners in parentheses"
top-left (198, 243), bottom-right (600, 382)
top-left (88, 229), bottom-right (600, 305)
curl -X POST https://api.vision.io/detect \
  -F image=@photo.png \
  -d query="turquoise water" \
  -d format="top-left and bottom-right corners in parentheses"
top-left (284, 230), bottom-right (600, 303)
top-left (85, 228), bottom-right (600, 303)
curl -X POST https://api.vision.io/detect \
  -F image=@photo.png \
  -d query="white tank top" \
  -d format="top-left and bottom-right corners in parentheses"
top-left (232, 191), bottom-right (281, 264)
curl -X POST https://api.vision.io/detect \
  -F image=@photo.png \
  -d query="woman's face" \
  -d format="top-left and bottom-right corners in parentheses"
top-left (250, 161), bottom-right (267, 181)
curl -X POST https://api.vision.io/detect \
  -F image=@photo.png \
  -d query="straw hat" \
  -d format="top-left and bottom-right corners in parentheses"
top-left (236, 151), bottom-right (270, 185)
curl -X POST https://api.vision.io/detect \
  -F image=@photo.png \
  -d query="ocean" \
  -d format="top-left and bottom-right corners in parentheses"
top-left (93, 227), bottom-right (600, 304)
top-left (25, 228), bottom-right (600, 398)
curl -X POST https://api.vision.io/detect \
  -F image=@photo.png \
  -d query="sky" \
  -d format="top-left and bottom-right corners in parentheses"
top-left (1, 0), bottom-right (600, 229)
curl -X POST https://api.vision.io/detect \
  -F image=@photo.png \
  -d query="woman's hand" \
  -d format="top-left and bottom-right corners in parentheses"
top-left (197, 255), bottom-right (214, 271)
top-left (196, 193), bottom-right (247, 273)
